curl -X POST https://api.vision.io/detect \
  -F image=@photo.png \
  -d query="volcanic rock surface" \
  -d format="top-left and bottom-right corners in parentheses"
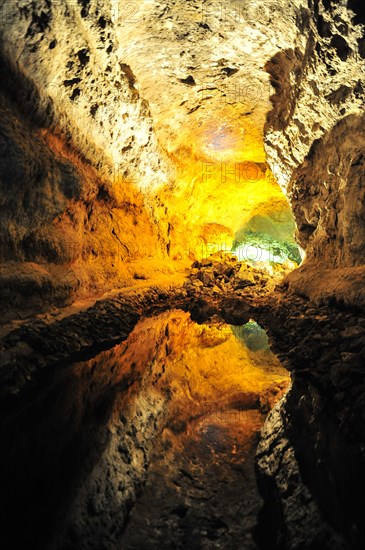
top-left (263, 0), bottom-right (365, 307)
top-left (1, 1), bottom-right (365, 550)
top-left (0, 0), bottom-right (302, 320)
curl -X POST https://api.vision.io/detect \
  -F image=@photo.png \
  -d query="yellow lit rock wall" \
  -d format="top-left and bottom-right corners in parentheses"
top-left (160, 141), bottom-right (291, 260)
top-left (115, 0), bottom-right (301, 260)
top-left (0, 0), bottom-right (300, 319)
top-left (0, 1), bottom-right (174, 319)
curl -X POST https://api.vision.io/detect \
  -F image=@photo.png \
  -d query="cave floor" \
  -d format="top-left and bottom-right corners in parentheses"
top-left (1, 261), bottom-right (191, 338)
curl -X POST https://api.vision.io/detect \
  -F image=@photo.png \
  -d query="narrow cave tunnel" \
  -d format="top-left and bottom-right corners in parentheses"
top-left (0, 1), bottom-right (365, 549)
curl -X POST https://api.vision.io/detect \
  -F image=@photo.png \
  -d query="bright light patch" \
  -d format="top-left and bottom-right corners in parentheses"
top-left (233, 244), bottom-right (281, 263)
top-left (204, 123), bottom-right (243, 154)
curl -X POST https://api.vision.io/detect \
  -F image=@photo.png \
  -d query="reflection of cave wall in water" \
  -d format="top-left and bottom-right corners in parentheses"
top-left (232, 320), bottom-right (270, 352)
top-left (255, 297), bottom-right (365, 549)
top-left (1, 284), bottom-right (364, 549)
top-left (0, 310), bottom-right (289, 549)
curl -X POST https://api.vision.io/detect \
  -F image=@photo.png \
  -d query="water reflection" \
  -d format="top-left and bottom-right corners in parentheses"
top-left (232, 319), bottom-right (270, 351)
top-left (0, 309), bottom-right (289, 550)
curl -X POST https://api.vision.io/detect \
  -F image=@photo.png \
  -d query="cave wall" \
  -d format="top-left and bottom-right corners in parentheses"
top-left (2, 0), bottom-right (364, 318)
top-left (0, 0), bottom-right (173, 321)
top-left (0, 0), bottom-right (169, 185)
top-left (257, 4), bottom-right (365, 538)
top-left (264, 0), bottom-right (365, 308)
top-left (0, 90), bottom-right (167, 320)
top-left (1, 0), bottom-right (310, 322)
top-left (255, 293), bottom-right (365, 549)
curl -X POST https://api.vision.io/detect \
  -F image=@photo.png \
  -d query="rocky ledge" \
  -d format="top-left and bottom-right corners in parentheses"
top-left (0, 254), bottom-right (290, 401)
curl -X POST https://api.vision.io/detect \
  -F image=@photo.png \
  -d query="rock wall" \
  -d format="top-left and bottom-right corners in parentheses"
top-left (0, 0), bottom-right (173, 321)
top-left (0, 0), bottom-right (308, 322)
top-left (2, 0), bottom-right (364, 317)
top-left (264, 0), bottom-right (365, 308)
top-left (256, 398), bottom-right (348, 550)
top-left (255, 293), bottom-right (365, 549)
top-left (0, 0), bottom-right (168, 186)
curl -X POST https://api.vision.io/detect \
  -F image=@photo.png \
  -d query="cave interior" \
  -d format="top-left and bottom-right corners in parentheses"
top-left (0, 1), bottom-right (365, 549)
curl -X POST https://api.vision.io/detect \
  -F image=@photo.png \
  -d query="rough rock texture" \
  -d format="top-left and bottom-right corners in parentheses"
top-left (115, 0), bottom-right (303, 258)
top-left (0, 0), bottom-right (174, 320)
top-left (0, 89), bottom-right (171, 322)
top-left (0, 303), bottom-right (289, 550)
top-left (186, 252), bottom-right (297, 303)
top-left (0, 0), bottom-right (168, 185)
top-left (1, 0), bottom-right (364, 309)
top-left (0, 0), bottom-right (304, 321)
top-left (263, 0), bottom-right (365, 308)
top-left (256, 399), bottom-right (347, 550)
top-left (255, 292), bottom-right (365, 549)
top-left (116, 0), bottom-right (301, 156)
top-left (1, 1), bottom-right (365, 548)
top-left (1, 255), bottom-right (365, 548)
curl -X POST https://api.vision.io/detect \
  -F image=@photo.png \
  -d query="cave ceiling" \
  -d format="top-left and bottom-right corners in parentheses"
top-left (114, 0), bottom-right (303, 252)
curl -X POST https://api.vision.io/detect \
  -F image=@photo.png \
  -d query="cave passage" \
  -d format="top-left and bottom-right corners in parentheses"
top-left (0, 310), bottom-right (289, 549)
top-left (0, 0), bottom-right (307, 325)
top-left (1, 1), bottom-right (365, 549)
top-left (119, 312), bottom-right (289, 549)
